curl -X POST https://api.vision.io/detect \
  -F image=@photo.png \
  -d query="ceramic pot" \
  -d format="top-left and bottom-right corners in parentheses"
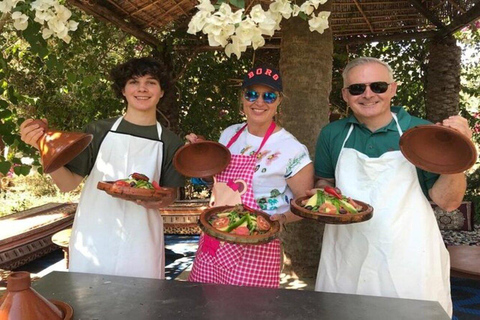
top-left (0, 271), bottom-right (73, 320)
top-left (399, 125), bottom-right (477, 174)
top-left (173, 140), bottom-right (231, 178)
top-left (28, 120), bottom-right (93, 173)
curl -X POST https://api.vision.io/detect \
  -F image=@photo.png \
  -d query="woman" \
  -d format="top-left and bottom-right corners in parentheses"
top-left (19, 57), bottom-right (184, 279)
top-left (187, 65), bottom-right (314, 288)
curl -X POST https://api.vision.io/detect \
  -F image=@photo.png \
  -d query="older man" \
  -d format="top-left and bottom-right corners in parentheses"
top-left (313, 57), bottom-right (471, 317)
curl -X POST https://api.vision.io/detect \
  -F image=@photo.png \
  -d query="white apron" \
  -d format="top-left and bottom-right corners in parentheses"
top-left (69, 117), bottom-right (165, 279)
top-left (315, 113), bottom-right (452, 317)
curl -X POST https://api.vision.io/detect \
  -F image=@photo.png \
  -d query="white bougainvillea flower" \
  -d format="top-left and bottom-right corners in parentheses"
top-left (67, 19), bottom-right (78, 31)
top-left (12, 11), bottom-right (28, 30)
top-left (0, 0), bottom-right (22, 13)
top-left (53, 3), bottom-right (72, 21)
top-left (225, 35), bottom-right (248, 59)
top-left (196, 0), bottom-right (214, 13)
top-left (41, 27), bottom-right (54, 39)
top-left (300, 1), bottom-right (315, 15)
top-left (292, 4), bottom-right (301, 17)
top-left (34, 9), bottom-right (54, 24)
top-left (187, 10), bottom-right (211, 34)
top-left (251, 33), bottom-right (265, 50)
top-left (269, 0), bottom-right (293, 19)
top-left (188, 0), bottom-right (332, 58)
top-left (308, 11), bottom-right (330, 33)
top-left (235, 18), bottom-right (257, 44)
top-left (258, 11), bottom-right (279, 36)
top-left (249, 4), bottom-right (267, 24)
top-left (61, 34), bottom-right (71, 43)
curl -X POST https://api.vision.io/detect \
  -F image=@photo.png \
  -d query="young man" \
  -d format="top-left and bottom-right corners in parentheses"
top-left (20, 57), bottom-right (184, 279)
top-left (314, 57), bottom-right (471, 317)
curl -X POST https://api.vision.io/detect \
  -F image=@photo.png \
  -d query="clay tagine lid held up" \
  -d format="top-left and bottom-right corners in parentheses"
top-left (0, 271), bottom-right (73, 320)
top-left (28, 120), bottom-right (93, 174)
top-left (399, 125), bottom-right (477, 174)
top-left (174, 140), bottom-right (231, 178)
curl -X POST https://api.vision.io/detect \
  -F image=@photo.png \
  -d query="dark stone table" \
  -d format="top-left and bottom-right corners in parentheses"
top-left (33, 271), bottom-right (450, 320)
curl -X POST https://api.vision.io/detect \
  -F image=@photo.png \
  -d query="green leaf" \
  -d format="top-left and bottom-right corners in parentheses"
top-left (67, 72), bottom-right (77, 83)
top-left (14, 165), bottom-right (31, 176)
top-left (0, 109), bottom-right (12, 118)
top-left (0, 99), bottom-right (8, 109)
top-left (0, 161), bottom-right (11, 175)
top-left (229, 0), bottom-right (245, 8)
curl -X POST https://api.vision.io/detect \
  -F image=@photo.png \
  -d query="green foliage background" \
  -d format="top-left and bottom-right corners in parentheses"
top-left (1, 6), bottom-right (479, 219)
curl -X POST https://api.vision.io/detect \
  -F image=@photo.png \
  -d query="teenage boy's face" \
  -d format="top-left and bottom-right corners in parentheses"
top-left (122, 75), bottom-right (164, 112)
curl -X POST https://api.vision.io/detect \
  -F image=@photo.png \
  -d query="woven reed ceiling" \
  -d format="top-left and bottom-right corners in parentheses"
top-left (67, 0), bottom-right (480, 47)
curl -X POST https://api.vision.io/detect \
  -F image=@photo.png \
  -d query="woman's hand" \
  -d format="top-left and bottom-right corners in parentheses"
top-left (19, 119), bottom-right (48, 150)
top-left (439, 115), bottom-right (473, 140)
top-left (185, 133), bottom-right (205, 144)
top-left (270, 213), bottom-right (287, 230)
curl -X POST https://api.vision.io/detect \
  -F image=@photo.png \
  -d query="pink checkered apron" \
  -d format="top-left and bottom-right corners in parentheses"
top-left (188, 122), bottom-right (282, 288)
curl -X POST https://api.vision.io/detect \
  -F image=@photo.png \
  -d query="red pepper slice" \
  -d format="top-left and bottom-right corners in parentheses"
top-left (324, 186), bottom-right (342, 199)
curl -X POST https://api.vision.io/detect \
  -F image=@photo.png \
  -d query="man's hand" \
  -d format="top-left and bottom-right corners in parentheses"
top-left (19, 118), bottom-right (48, 150)
top-left (439, 115), bottom-right (472, 140)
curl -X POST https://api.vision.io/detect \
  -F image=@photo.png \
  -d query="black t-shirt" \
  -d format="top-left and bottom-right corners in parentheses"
top-left (65, 117), bottom-right (185, 187)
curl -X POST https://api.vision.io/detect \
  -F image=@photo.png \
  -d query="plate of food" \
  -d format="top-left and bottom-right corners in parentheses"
top-left (97, 172), bottom-right (174, 202)
top-left (199, 205), bottom-right (280, 245)
top-left (290, 187), bottom-right (373, 224)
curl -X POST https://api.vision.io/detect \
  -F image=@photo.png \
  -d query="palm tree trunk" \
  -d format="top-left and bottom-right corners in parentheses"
top-left (425, 35), bottom-right (461, 123)
top-left (279, 3), bottom-right (333, 280)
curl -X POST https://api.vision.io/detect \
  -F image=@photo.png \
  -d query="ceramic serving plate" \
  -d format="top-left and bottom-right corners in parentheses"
top-left (97, 181), bottom-right (174, 202)
top-left (290, 196), bottom-right (373, 224)
top-left (173, 141), bottom-right (231, 178)
top-left (399, 125), bottom-right (477, 174)
top-left (199, 205), bottom-right (280, 245)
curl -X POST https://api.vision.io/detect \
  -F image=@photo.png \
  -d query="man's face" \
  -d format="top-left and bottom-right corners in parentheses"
top-left (342, 63), bottom-right (397, 126)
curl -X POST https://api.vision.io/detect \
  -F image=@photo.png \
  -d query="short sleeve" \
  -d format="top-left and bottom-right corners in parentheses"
top-left (284, 143), bottom-right (311, 179)
top-left (314, 128), bottom-right (335, 179)
top-left (160, 128), bottom-right (185, 188)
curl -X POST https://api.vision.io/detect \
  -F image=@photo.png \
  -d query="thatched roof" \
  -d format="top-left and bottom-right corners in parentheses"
top-left (67, 0), bottom-right (480, 48)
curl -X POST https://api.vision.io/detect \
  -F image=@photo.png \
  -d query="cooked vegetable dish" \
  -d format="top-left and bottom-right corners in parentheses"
top-left (301, 187), bottom-right (363, 215)
top-left (112, 172), bottom-right (162, 190)
top-left (208, 205), bottom-right (272, 236)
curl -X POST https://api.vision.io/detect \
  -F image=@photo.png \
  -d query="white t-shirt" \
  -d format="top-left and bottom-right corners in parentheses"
top-left (219, 123), bottom-right (312, 215)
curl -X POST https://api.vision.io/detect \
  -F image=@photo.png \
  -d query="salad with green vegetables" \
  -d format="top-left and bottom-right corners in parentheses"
top-left (302, 187), bottom-right (363, 215)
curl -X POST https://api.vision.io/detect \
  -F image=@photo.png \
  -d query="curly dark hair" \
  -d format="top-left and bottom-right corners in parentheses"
top-left (110, 57), bottom-right (170, 100)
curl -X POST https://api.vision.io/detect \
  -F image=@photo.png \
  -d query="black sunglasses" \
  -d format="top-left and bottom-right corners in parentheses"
top-left (244, 90), bottom-right (278, 104)
top-left (345, 82), bottom-right (391, 95)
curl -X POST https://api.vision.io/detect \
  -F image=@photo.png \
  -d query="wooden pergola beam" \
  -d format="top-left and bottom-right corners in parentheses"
top-left (407, 0), bottom-right (446, 29)
top-left (353, 0), bottom-right (374, 33)
top-left (336, 30), bottom-right (437, 46)
top-left (438, 2), bottom-right (480, 37)
top-left (67, 0), bottom-right (160, 48)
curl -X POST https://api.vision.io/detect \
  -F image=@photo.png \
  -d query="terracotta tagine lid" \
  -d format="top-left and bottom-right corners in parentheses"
top-left (399, 124), bottom-right (478, 174)
top-left (28, 120), bottom-right (93, 173)
top-left (0, 271), bottom-right (73, 320)
top-left (173, 139), bottom-right (231, 178)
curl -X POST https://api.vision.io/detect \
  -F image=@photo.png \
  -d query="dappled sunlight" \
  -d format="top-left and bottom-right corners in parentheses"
top-left (280, 272), bottom-right (314, 290)
top-left (0, 213), bottom-right (67, 240)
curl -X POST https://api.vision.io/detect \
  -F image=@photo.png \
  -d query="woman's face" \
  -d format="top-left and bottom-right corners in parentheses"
top-left (242, 84), bottom-right (282, 126)
top-left (122, 75), bottom-right (164, 112)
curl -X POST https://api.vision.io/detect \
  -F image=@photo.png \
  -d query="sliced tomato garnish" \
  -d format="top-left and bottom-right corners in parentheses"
top-left (113, 180), bottom-right (130, 187)
top-left (318, 203), bottom-right (338, 214)
top-left (256, 215), bottom-right (271, 231)
top-left (211, 217), bottom-right (230, 230)
top-left (232, 226), bottom-right (250, 235)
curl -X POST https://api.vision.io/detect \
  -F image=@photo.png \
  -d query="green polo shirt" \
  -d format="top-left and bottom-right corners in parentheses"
top-left (314, 106), bottom-right (439, 198)
top-left (65, 117), bottom-right (185, 188)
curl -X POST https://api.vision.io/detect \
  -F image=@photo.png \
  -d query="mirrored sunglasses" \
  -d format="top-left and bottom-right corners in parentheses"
top-left (346, 81), bottom-right (391, 96)
top-left (244, 90), bottom-right (278, 104)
